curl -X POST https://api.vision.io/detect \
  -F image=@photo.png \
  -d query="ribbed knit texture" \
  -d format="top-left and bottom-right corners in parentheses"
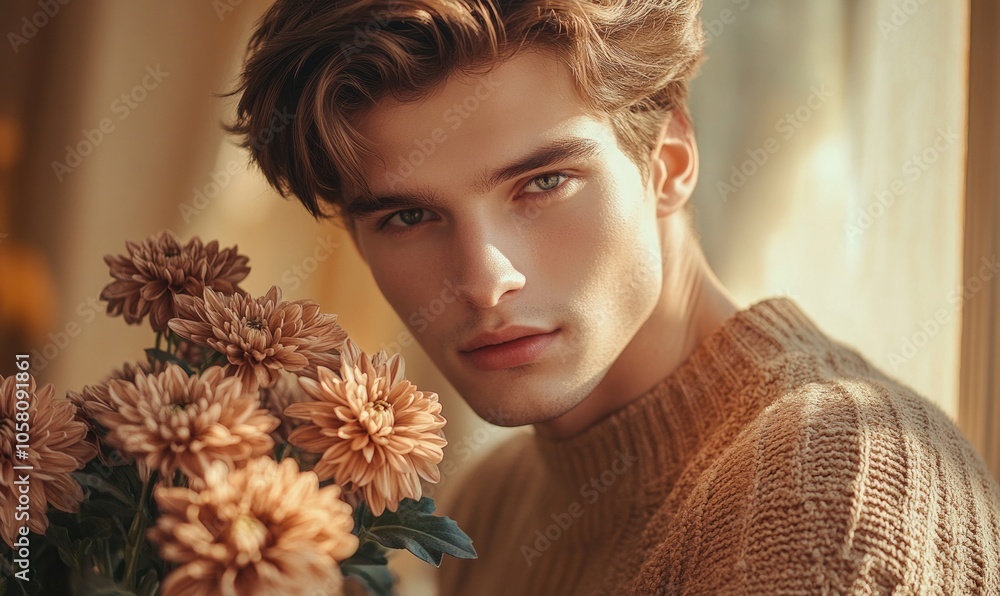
top-left (436, 297), bottom-right (1000, 595)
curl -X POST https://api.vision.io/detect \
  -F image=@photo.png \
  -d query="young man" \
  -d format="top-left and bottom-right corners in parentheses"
top-left (229, 1), bottom-right (1000, 593)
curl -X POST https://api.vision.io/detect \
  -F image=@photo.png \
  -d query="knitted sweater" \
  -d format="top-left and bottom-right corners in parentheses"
top-left (436, 297), bottom-right (1000, 595)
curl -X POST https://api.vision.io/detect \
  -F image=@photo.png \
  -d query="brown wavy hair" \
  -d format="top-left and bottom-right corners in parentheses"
top-left (226, 0), bottom-right (706, 222)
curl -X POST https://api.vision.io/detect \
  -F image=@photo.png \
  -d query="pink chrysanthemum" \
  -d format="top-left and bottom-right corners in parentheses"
top-left (286, 340), bottom-right (447, 516)
top-left (149, 457), bottom-right (358, 596)
top-left (94, 364), bottom-right (278, 485)
top-left (100, 231), bottom-right (250, 332)
top-left (168, 286), bottom-right (348, 394)
top-left (0, 374), bottom-right (96, 548)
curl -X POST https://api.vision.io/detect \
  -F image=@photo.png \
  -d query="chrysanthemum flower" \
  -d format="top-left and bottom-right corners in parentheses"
top-left (68, 360), bottom-right (163, 426)
top-left (94, 364), bottom-right (278, 485)
top-left (286, 340), bottom-right (447, 516)
top-left (101, 231), bottom-right (250, 332)
top-left (149, 457), bottom-right (359, 596)
top-left (259, 371), bottom-right (312, 445)
top-left (168, 286), bottom-right (348, 394)
top-left (67, 360), bottom-right (166, 478)
top-left (0, 374), bottom-right (96, 548)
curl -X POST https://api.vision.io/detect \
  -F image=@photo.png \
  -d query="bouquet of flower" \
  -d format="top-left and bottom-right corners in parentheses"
top-left (0, 231), bottom-right (475, 596)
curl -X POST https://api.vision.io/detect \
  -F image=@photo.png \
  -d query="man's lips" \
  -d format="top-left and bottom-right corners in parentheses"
top-left (460, 325), bottom-right (556, 352)
top-left (459, 329), bottom-right (560, 371)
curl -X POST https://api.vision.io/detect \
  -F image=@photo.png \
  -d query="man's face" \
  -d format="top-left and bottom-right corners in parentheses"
top-left (350, 51), bottom-right (665, 427)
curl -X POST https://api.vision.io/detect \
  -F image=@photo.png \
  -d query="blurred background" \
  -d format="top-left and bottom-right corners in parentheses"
top-left (0, 0), bottom-right (996, 593)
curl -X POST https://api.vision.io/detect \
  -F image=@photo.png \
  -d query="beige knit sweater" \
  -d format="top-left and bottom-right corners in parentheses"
top-left (435, 297), bottom-right (1000, 594)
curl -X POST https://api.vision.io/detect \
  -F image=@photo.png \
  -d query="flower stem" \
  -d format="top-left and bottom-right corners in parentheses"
top-left (102, 543), bottom-right (114, 578)
top-left (123, 470), bottom-right (156, 590)
top-left (198, 349), bottom-right (225, 374)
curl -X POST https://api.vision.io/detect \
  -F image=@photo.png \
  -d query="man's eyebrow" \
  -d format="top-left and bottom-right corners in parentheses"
top-left (473, 137), bottom-right (603, 194)
top-left (344, 189), bottom-right (440, 220)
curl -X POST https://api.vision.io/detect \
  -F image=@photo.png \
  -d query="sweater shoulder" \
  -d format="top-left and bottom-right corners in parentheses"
top-left (434, 430), bottom-right (536, 594)
top-left (634, 372), bottom-right (1000, 593)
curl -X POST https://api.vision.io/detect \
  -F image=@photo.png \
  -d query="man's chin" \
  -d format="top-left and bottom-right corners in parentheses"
top-left (461, 393), bottom-right (589, 428)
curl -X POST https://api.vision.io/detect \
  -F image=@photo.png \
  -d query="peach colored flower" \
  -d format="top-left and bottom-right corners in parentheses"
top-left (286, 340), bottom-right (447, 516)
top-left (168, 286), bottom-right (348, 394)
top-left (68, 360), bottom-right (164, 426)
top-left (0, 374), bottom-right (96, 548)
top-left (101, 231), bottom-right (250, 332)
top-left (67, 360), bottom-right (166, 479)
top-left (149, 457), bottom-right (359, 596)
top-left (259, 371), bottom-right (312, 444)
top-left (94, 364), bottom-right (278, 485)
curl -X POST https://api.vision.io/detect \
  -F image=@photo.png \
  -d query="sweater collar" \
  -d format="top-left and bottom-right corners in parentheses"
top-left (530, 297), bottom-right (830, 533)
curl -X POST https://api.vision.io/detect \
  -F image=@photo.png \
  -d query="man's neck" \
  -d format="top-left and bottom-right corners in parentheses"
top-left (534, 217), bottom-right (740, 439)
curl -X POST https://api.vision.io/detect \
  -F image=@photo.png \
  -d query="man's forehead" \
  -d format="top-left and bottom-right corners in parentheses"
top-left (355, 51), bottom-right (581, 146)
top-left (349, 53), bottom-right (610, 199)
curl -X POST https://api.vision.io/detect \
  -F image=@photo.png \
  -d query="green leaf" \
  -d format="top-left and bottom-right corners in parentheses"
top-left (73, 471), bottom-right (136, 509)
top-left (77, 517), bottom-right (118, 543)
top-left (341, 539), bottom-right (393, 595)
top-left (341, 562), bottom-right (395, 596)
top-left (0, 550), bottom-right (14, 576)
top-left (143, 349), bottom-right (195, 375)
top-left (71, 567), bottom-right (139, 596)
top-left (343, 538), bottom-right (389, 567)
top-left (80, 496), bottom-right (135, 521)
top-left (46, 524), bottom-right (80, 570)
top-left (199, 350), bottom-right (226, 371)
top-left (136, 569), bottom-right (160, 596)
top-left (356, 497), bottom-right (477, 567)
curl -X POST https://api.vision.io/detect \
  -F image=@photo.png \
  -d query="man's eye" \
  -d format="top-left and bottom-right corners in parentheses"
top-left (523, 173), bottom-right (567, 193)
top-left (384, 208), bottom-right (432, 228)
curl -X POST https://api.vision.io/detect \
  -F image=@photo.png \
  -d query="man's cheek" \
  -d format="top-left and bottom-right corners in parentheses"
top-left (408, 311), bottom-right (429, 334)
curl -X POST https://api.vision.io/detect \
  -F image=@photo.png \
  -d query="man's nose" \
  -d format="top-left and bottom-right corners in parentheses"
top-left (449, 223), bottom-right (526, 309)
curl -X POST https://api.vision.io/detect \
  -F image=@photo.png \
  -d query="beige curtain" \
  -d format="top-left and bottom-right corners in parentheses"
top-left (3, 0), bottom-right (269, 386)
top-left (695, 0), bottom-right (968, 419)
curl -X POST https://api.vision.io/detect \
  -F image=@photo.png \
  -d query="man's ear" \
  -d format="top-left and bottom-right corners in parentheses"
top-left (647, 111), bottom-right (699, 217)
